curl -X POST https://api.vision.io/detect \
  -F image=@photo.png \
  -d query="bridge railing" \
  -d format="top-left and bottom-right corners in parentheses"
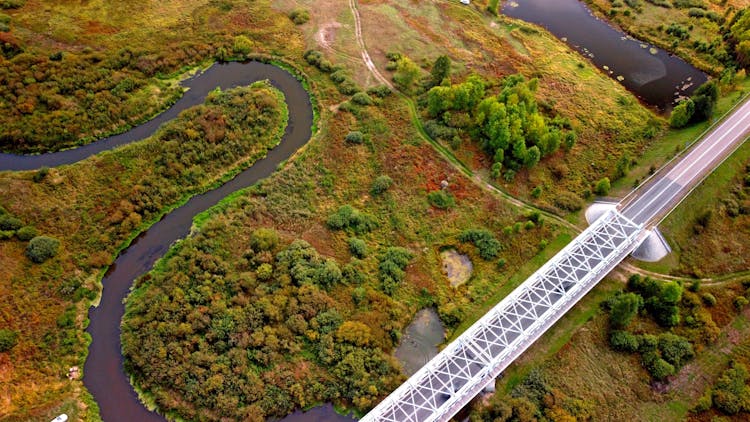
top-left (362, 211), bottom-right (643, 422)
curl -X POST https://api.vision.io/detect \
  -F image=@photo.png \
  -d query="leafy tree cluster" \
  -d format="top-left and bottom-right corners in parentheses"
top-left (458, 229), bottom-right (502, 260)
top-left (123, 227), bottom-right (405, 420)
top-left (326, 205), bottom-right (378, 234)
top-left (627, 274), bottom-right (683, 327)
top-left (378, 247), bottom-right (413, 295)
top-left (303, 50), bottom-right (362, 95)
top-left (730, 8), bottom-right (750, 68)
top-left (425, 74), bottom-right (575, 177)
top-left (609, 330), bottom-right (694, 380)
top-left (669, 81), bottom-right (719, 128)
top-left (471, 367), bottom-right (590, 421)
top-left (707, 362), bottom-right (750, 415)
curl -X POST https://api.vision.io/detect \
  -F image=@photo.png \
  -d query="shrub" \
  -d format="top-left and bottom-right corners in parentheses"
top-left (289, 8), bottom-right (310, 25)
top-left (0, 329), bottom-right (17, 352)
top-left (348, 238), bottom-right (368, 258)
top-left (15, 225), bottom-right (37, 241)
top-left (351, 92), bottom-right (373, 106)
top-left (734, 296), bottom-right (749, 310)
top-left (658, 333), bottom-right (694, 367)
top-left (250, 228), bottom-right (279, 252)
top-left (26, 236), bottom-right (60, 263)
top-left (379, 247), bottom-right (413, 294)
top-left (554, 191), bottom-right (583, 212)
top-left (256, 263), bottom-right (273, 280)
top-left (712, 363), bottom-right (750, 415)
top-left (702, 292), bottom-right (717, 306)
top-left (345, 131), bottom-right (364, 144)
top-left (367, 85), bottom-right (392, 98)
top-left (427, 190), bottom-right (455, 209)
top-left (327, 205), bottom-right (377, 234)
top-left (0, 214), bottom-right (22, 231)
top-left (33, 166), bottom-right (49, 182)
top-left (645, 353), bottom-right (676, 380)
top-left (232, 35), bottom-right (253, 56)
top-left (609, 330), bottom-right (640, 352)
top-left (0, 0), bottom-right (24, 9)
top-left (0, 14), bottom-right (10, 32)
top-left (594, 177), bottom-right (611, 196)
top-left (670, 98), bottom-right (695, 128)
top-left (458, 229), bottom-right (502, 260)
top-left (608, 292), bottom-right (643, 329)
top-left (370, 175), bottom-right (393, 195)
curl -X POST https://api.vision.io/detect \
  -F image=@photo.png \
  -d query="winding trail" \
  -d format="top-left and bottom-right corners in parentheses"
top-left (348, 0), bottom-right (393, 89)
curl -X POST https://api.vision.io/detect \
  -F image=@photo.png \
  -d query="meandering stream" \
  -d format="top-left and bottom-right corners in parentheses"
top-left (503, 0), bottom-right (707, 110)
top-left (0, 2), bottom-right (714, 418)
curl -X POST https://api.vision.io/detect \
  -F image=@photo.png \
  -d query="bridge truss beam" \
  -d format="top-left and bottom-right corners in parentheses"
top-left (362, 210), bottom-right (643, 422)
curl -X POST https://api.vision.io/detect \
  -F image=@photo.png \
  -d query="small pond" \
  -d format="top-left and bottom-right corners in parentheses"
top-left (394, 308), bottom-right (446, 376)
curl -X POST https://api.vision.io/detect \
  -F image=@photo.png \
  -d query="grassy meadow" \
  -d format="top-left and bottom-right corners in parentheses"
top-left (2, 0), bottom-right (750, 420)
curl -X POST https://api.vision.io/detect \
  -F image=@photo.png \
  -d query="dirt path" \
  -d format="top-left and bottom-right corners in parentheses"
top-left (348, 0), bottom-right (393, 89)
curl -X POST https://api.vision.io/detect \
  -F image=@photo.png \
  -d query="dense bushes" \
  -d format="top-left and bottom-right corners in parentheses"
top-left (427, 190), bottom-right (455, 209)
top-left (603, 275), bottom-right (712, 381)
top-left (123, 226), bottom-right (404, 420)
top-left (0, 329), bottom-right (18, 352)
top-left (370, 175), bottom-right (393, 195)
top-left (458, 229), bottom-right (502, 260)
top-left (288, 8), bottom-right (310, 25)
top-left (607, 292), bottom-right (643, 329)
top-left (326, 205), bottom-right (378, 234)
top-left (378, 247), bottom-right (413, 295)
top-left (669, 81), bottom-right (718, 128)
top-left (425, 74), bottom-right (575, 178)
top-left (26, 236), bottom-right (60, 263)
top-left (711, 362), bottom-right (750, 414)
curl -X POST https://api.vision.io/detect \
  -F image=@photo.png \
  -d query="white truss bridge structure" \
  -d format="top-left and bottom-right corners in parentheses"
top-left (361, 210), bottom-right (645, 422)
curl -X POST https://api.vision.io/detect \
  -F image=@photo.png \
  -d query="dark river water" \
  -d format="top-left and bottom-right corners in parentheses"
top-left (2, 1), bottom-right (709, 419)
top-left (503, 0), bottom-right (708, 110)
top-left (69, 61), bottom-right (320, 422)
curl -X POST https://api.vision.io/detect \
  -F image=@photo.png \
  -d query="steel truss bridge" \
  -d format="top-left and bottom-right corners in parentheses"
top-left (361, 210), bottom-right (645, 422)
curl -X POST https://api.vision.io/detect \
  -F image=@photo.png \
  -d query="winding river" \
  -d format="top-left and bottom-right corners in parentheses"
top-left (2, 61), bottom-right (333, 421)
top-left (503, 0), bottom-right (707, 110)
top-left (0, 3), bottom-right (715, 419)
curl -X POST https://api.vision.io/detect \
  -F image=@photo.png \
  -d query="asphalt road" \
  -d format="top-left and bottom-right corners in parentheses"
top-left (621, 98), bottom-right (750, 225)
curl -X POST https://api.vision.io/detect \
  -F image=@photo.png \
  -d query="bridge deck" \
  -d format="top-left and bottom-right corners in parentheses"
top-left (362, 210), bottom-right (643, 422)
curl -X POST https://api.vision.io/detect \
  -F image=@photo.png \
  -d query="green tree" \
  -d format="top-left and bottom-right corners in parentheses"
top-left (392, 57), bottom-right (421, 93)
top-left (370, 175), bottom-right (393, 195)
top-left (430, 55), bottom-right (451, 87)
top-left (690, 81), bottom-right (719, 122)
top-left (594, 177), bottom-right (611, 196)
top-left (609, 292), bottom-right (643, 329)
top-left (250, 228), bottom-right (279, 252)
top-left (232, 35), bottom-right (253, 56)
top-left (669, 98), bottom-right (695, 128)
top-left (0, 329), bottom-right (18, 352)
top-left (427, 190), bottom-right (455, 209)
top-left (26, 236), bottom-right (60, 263)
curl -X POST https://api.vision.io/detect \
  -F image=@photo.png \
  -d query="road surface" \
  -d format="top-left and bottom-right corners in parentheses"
top-left (621, 97), bottom-right (750, 225)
